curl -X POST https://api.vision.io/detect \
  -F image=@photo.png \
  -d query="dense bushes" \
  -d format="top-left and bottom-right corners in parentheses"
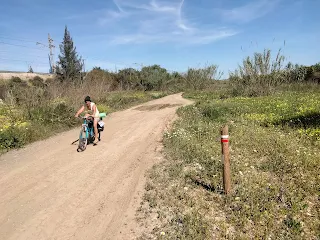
top-left (229, 49), bottom-right (320, 97)
top-left (83, 64), bottom-right (221, 92)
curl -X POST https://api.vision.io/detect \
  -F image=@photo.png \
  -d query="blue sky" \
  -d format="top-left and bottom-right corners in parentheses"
top-left (0, 0), bottom-right (319, 76)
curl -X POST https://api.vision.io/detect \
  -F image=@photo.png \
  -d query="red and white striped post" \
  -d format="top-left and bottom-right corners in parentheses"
top-left (221, 125), bottom-right (231, 195)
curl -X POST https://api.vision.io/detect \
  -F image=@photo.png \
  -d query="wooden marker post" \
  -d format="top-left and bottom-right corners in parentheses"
top-left (221, 125), bottom-right (231, 195)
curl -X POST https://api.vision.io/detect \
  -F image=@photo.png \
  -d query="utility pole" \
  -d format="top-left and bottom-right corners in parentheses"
top-left (48, 34), bottom-right (55, 73)
top-left (82, 59), bottom-right (86, 73)
top-left (36, 33), bottom-right (55, 74)
top-left (81, 59), bottom-right (86, 80)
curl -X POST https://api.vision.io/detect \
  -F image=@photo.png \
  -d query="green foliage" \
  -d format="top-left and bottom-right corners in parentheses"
top-left (0, 83), bottom-right (7, 99)
top-left (149, 91), bottom-right (168, 99)
top-left (142, 89), bottom-right (320, 239)
top-left (140, 64), bottom-right (170, 90)
top-left (116, 68), bottom-right (142, 90)
top-left (229, 49), bottom-right (287, 96)
top-left (56, 26), bottom-right (83, 82)
top-left (229, 49), bottom-right (320, 97)
top-left (185, 65), bottom-right (222, 90)
top-left (8, 76), bottom-right (27, 88)
top-left (29, 76), bottom-right (46, 88)
top-left (84, 68), bottom-right (118, 91)
top-left (28, 101), bottom-right (76, 126)
top-left (98, 91), bottom-right (168, 111)
top-left (310, 62), bottom-right (320, 72)
top-left (79, 61), bottom-right (224, 92)
top-left (0, 126), bottom-right (26, 150)
top-left (0, 119), bottom-right (73, 153)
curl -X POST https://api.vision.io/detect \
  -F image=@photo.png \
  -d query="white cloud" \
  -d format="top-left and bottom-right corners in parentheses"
top-left (216, 0), bottom-right (279, 23)
top-left (113, 0), bottom-right (125, 13)
top-left (97, 0), bottom-right (129, 26)
top-left (110, 29), bottom-right (238, 45)
top-left (97, 0), bottom-right (237, 45)
top-left (97, 10), bottom-right (127, 26)
top-left (176, 0), bottom-right (193, 31)
top-left (114, 0), bottom-right (177, 13)
top-left (144, 0), bottom-right (177, 12)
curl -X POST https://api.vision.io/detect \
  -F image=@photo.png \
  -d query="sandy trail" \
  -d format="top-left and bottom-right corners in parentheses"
top-left (0, 93), bottom-right (192, 240)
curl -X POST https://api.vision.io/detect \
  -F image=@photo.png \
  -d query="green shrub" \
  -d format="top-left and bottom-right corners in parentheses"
top-left (8, 77), bottom-right (27, 88)
top-left (0, 83), bottom-right (7, 99)
top-left (28, 101), bottom-right (77, 126)
top-left (0, 127), bottom-right (25, 150)
top-left (185, 65), bottom-right (222, 90)
top-left (29, 76), bottom-right (46, 87)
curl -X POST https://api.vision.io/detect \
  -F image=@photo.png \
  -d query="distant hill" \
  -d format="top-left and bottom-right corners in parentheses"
top-left (0, 71), bottom-right (54, 80)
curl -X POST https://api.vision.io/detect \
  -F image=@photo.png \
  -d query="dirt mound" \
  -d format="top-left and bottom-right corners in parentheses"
top-left (134, 103), bottom-right (182, 111)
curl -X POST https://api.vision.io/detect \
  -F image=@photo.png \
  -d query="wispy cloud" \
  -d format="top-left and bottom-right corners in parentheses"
top-left (216, 0), bottom-right (279, 23)
top-left (141, 0), bottom-right (177, 12)
top-left (176, 0), bottom-right (193, 31)
top-left (113, 0), bottom-right (177, 13)
top-left (97, 0), bottom-right (128, 25)
top-left (110, 29), bottom-right (237, 45)
top-left (96, 0), bottom-right (237, 45)
top-left (97, 10), bottom-right (127, 26)
top-left (113, 0), bottom-right (125, 13)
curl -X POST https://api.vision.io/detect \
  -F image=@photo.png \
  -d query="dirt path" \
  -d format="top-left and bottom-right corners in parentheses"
top-left (0, 93), bottom-right (192, 240)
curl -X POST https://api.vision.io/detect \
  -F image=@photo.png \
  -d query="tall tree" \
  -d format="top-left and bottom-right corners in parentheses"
top-left (28, 66), bottom-right (34, 73)
top-left (140, 65), bottom-right (169, 90)
top-left (56, 26), bottom-right (83, 82)
top-left (117, 68), bottom-right (141, 90)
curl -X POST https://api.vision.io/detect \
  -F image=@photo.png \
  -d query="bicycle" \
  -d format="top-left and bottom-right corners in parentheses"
top-left (77, 113), bottom-right (106, 152)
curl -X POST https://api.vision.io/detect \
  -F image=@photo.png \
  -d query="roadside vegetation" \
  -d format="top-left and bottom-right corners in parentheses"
top-left (138, 50), bottom-right (320, 239)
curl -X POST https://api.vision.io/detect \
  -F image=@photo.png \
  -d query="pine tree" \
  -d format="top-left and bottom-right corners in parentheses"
top-left (56, 26), bottom-right (83, 82)
top-left (28, 66), bottom-right (34, 73)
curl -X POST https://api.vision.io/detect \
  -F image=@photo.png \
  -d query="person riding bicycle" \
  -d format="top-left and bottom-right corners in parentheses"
top-left (75, 96), bottom-right (100, 145)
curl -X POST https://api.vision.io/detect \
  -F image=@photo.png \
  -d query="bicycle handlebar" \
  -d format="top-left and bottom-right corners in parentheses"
top-left (75, 116), bottom-right (93, 121)
top-left (75, 112), bottom-right (107, 120)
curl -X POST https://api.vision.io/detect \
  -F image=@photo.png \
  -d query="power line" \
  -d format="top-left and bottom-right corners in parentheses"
top-left (35, 34), bottom-right (56, 73)
top-left (0, 57), bottom-right (48, 65)
top-left (0, 34), bottom-right (55, 72)
top-left (0, 41), bottom-right (46, 51)
top-left (1, 55), bottom-right (48, 59)
top-left (0, 52), bottom-right (48, 59)
top-left (0, 35), bottom-right (39, 43)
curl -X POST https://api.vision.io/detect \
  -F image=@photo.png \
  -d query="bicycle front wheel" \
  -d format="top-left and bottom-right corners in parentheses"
top-left (78, 128), bottom-right (88, 151)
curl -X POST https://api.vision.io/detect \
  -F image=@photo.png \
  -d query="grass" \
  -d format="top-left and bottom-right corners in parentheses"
top-left (97, 91), bottom-right (168, 112)
top-left (140, 88), bottom-right (320, 239)
top-left (0, 90), bottom-right (168, 153)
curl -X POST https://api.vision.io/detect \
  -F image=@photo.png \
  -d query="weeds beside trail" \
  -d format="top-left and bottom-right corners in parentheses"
top-left (141, 89), bottom-right (320, 239)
